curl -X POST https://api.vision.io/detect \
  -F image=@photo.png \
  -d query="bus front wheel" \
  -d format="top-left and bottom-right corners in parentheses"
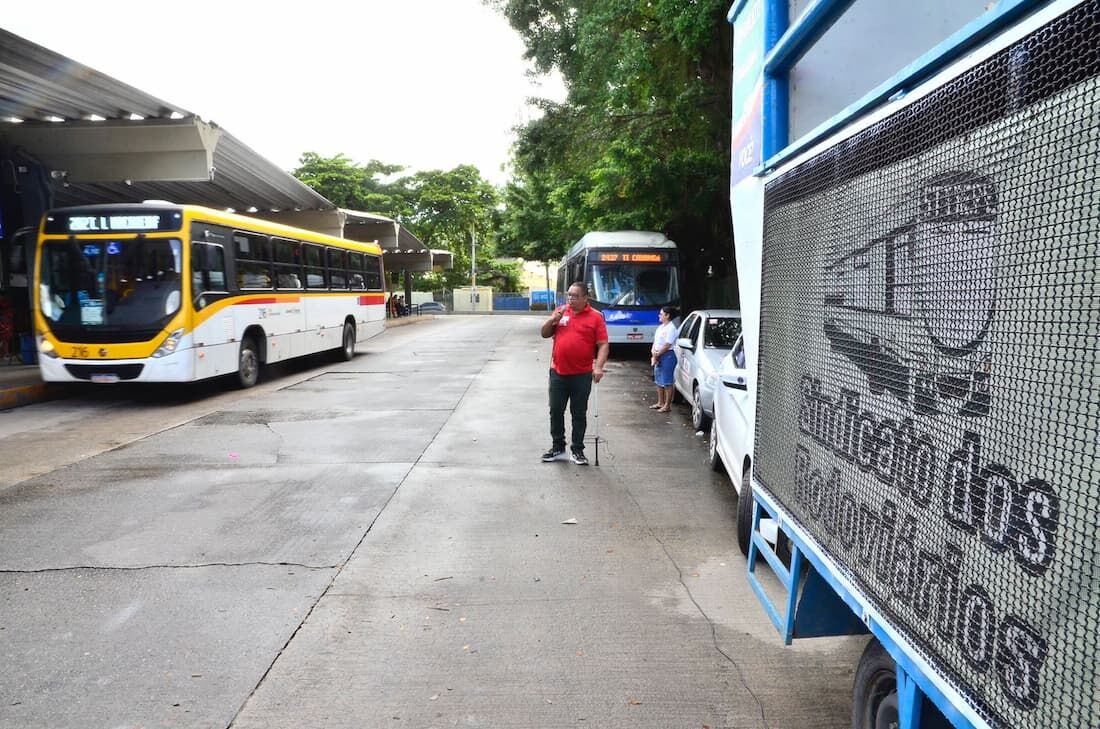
top-left (238, 337), bottom-right (260, 388)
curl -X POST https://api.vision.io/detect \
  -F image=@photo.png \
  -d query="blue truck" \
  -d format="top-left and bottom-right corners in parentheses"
top-left (725, 1), bottom-right (1098, 726)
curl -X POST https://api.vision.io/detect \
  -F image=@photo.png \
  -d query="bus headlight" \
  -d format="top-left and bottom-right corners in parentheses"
top-left (152, 328), bottom-right (185, 358)
top-left (38, 337), bottom-right (59, 359)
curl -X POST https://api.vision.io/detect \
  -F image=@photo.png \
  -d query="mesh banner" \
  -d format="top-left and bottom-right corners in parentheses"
top-left (755, 4), bottom-right (1098, 727)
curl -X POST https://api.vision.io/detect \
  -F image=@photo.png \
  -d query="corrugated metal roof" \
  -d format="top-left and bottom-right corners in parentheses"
top-left (0, 27), bottom-right (446, 269)
top-left (50, 129), bottom-right (334, 211)
top-left (0, 27), bottom-right (333, 212)
top-left (0, 28), bottom-right (188, 122)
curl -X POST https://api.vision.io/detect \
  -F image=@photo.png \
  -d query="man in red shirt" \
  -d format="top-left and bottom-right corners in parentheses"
top-left (540, 282), bottom-right (609, 465)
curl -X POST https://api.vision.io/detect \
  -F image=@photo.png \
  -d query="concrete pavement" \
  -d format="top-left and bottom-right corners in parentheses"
top-left (0, 314), bottom-right (865, 727)
top-left (0, 315), bottom-right (433, 411)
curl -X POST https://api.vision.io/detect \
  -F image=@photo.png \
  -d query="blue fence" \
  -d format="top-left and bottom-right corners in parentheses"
top-left (493, 293), bottom-right (530, 311)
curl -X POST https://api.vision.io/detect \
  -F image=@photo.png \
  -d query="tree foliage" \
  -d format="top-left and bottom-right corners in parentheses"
top-left (293, 153), bottom-right (409, 218)
top-left (490, 0), bottom-right (737, 309)
top-left (292, 155), bottom-right (519, 291)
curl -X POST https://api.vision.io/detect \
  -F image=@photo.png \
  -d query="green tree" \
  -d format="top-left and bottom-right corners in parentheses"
top-left (292, 153), bottom-right (409, 218)
top-left (491, 0), bottom-right (737, 309)
top-left (293, 156), bottom-right (518, 292)
top-left (398, 165), bottom-right (512, 290)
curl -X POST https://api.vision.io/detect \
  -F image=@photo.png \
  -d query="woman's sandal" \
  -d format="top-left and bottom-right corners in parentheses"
top-left (658, 407), bottom-right (671, 413)
top-left (649, 404), bottom-right (662, 410)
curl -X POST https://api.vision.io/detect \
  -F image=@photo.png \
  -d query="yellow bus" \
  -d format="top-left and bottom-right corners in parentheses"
top-left (33, 202), bottom-right (386, 387)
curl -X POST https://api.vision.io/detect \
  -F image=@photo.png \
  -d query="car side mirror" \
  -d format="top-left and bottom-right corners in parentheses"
top-left (676, 337), bottom-right (693, 349)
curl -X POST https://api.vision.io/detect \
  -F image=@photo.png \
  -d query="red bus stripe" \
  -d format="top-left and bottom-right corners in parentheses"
top-left (236, 294), bottom-right (382, 306)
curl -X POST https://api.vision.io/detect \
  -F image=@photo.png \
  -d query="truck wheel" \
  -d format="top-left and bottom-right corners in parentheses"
top-left (691, 384), bottom-right (709, 431)
top-left (238, 337), bottom-right (260, 389)
top-left (736, 470), bottom-right (753, 557)
top-left (852, 638), bottom-right (952, 729)
top-left (336, 321), bottom-right (355, 361)
top-left (852, 639), bottom-right (896, 729)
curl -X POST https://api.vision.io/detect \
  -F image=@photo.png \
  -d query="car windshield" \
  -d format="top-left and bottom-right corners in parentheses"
top-left (704, 318), bottom-right (742, 348)
top-left (40, 237), bottom-right (183, 339)
top-left (589, 263), bottom-right (679, 306)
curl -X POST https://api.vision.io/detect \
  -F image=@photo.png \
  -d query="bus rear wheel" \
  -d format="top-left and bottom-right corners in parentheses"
top-left (237, 337), bottom-right (260, 388)
top-left (336, 321), bottom-right (355, 361)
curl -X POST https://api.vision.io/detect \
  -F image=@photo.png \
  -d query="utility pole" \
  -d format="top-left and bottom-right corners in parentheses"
top-left (470, 228), bottom-right (476, 288)
top-left (470, 227), bottom-right (477, 309)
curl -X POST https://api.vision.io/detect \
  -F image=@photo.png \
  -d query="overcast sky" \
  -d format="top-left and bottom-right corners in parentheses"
top-left (2, 0), bottom-right (565, 185)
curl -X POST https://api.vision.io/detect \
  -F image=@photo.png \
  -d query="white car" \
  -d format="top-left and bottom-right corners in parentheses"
top-left (709, 334), bottom-right (784, 559)
top-left (673, 309), bottom-right (742, 431)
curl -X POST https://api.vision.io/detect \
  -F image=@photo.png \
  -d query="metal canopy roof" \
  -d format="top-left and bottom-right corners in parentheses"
top-left (0, 27), bottom-right (333, 212)
top-left (0, 28), bottom-right (185, 122)
top-left (0, 27), bottom-right (448, 272)
top-left (342, 210), bottom-right (453, 272)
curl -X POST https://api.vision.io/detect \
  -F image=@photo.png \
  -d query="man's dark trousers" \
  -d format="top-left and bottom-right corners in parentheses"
top-left (548, 369), bottom-right (593, 453)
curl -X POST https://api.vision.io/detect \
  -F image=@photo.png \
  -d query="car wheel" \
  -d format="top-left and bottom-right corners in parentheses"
top-left (691, 384), bottom-right (709, 431)
top-left (237, 337), bottom-right (260, 389)
top-left (336, 321), bottom-right (355, 361)
top-left (736, 469), bottom-right (754, 557)
top-left (708, 420), bottom-right (723, 472)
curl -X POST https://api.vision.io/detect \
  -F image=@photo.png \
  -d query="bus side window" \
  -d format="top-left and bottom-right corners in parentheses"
top-left (570, 263), bottom-right (584, 287)
top-left (303, 244), bottom-right (326, 289)
top-left (364, 254), bottom-right (383, 290)
top-left (347, 252), bottom-right (366, 290)
top-left (273, 237), bottom-right (303, 289)
top-left (234, 231), bottom-right (272, 289)
top-left (191, 242), bottom-right (226, 308)
top-left (328, 248), bottom-right (348, 289)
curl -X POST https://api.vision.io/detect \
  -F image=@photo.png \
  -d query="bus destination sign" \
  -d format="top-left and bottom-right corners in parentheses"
top-left (596, 252), bottom-right (667, 263)
top-left (45, 210), bottom-right (183, 234)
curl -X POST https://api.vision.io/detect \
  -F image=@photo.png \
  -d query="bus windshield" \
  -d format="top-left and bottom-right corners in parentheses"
top-left (39, 237), bottom-right (183, 336)
top-left (589, 263), bottom-right (679, 307)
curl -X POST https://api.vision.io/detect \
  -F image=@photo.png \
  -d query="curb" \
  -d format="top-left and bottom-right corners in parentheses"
top-left (0, 382), bottom-right (59, 412)
top-left (384, 315), bottom-right (435, 328)
top-left (0, 317), bottom-right (439, 411)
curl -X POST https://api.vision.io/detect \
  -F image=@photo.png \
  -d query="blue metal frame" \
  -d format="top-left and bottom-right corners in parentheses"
top-left (745, 499), bottom-right (803, 644)
top-left (726, 0), bottom-right (750, 23)
top-left (760, 0), bottom-right (790, 160)
top-left (730, 0), bottom-right (1051, 175)
top-left (764, 0), bottom-right (857, 75)
top-left (759, 0), bottom-right (1049, 172)
top-left (746, 488), bottom-right (984, 729)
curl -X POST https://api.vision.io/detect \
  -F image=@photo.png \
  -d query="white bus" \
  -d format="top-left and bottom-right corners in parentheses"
top-left (34, 202), bottom-right (386, 387)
